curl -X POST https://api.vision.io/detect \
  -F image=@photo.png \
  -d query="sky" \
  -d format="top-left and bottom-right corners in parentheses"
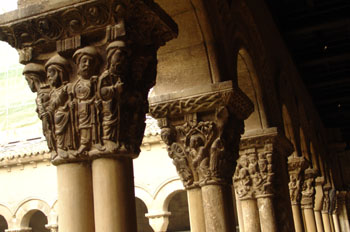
top-left (0, 0), bottom-right (17, 14)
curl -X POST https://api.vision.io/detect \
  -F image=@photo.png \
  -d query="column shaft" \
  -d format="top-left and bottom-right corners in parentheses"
top-left (257, 197), bottom-right (277, 232)
top-left (303, 208), bottom-right (317, 232)
top-left (291, 205), bottom-right (304, 232)
top-left (236, 197), bottom-right (245, 232)
top-left (187, 188), bottom-right (206, 232)
top-left (332, 214), bottom-right (341, 232)
top-left (92, 157), bottom-right (137, 232)
top-left (201, 185), bottom-right (235, 232)
top-left (322, 212), bottom-right (332, 232)
top-left (339, 203), bottom-right (350, 232)
top-left (241, 199), bottom-right (261, 232)
top-left (57, 163), bottom-right (95, 232)
top-left (315, 210), bottom-right (324, 232)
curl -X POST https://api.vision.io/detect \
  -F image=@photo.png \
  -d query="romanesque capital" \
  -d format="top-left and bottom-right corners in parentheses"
top-left (287, 155), bottom-right (308, 205)
top-left (45, 224), bottom-right (58, 232)
top-left (150, 81), bottom-right (254, 188)
top-left (300, 168), bottom-right (318, 209)
top-left (0, 0), bottom-right (178, 165)
top-left (234, 128), bottom-right (293, 200)
top-left (322, 187), bottom-right (331, 213)
top-left (314, 176), bottom-right (325, 211)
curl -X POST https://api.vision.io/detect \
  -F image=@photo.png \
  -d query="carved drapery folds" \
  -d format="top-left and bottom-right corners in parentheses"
top-left (150, 81), bottom-right (254, 188)
top-left (0, 0), bottom-right (178, 165)
top-left (287, 155), bottom-right (308, 205)
top-left (234, 129), bottom-right (293, 200)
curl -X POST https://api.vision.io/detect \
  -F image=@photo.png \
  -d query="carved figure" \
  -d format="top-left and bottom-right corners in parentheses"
top-left (45, 55), bottom-right (73, 160)
top-left (72, 46), bottom-right (102, 155)
top-left (234, 154), bottom-right (252, 198)
top-left (97, 41), bottom-right (126, 153)
top-left (23, 63), bottom-right (55, 153)
top-left (289, 174), bottom-right (301, 204)
top-left (248, 153), bottom-right (263, 188)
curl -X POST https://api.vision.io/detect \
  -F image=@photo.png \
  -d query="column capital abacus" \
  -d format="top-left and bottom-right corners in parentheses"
top-left (0, 0), bottom-right (178, 165)
top-left (149, 81), bottom-right (254, 188)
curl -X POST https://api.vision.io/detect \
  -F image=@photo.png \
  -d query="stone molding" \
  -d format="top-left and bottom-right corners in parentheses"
top-left (5, 228), bottom-right (32, 232)
top-left (287, 155), bottom-right (308, 205)
top-left (234, 128), bottom-right (293, 200)
top-left (150, 81), bottom-right (254, 188)
top-left (0, 0), bottom-right (178, 165)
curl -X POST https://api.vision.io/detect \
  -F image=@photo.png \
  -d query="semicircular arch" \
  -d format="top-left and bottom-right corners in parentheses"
top-left (15, 199), bottom-right (50, 228)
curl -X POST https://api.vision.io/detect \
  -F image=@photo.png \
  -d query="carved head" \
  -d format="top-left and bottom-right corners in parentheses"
top-left (45, 55), bottom-right (70, 88)
top-left (239, 155), bottom-right (249, 168)
top-left (189, 133), bottom-right (204, 149)
top-left (106, 40), bottom-right (128, 75)
top-left (73, 46), bottom-right (101, 78)
top-left (23, 63), bottom-right (46, 92)
top-left (160, 127), bottom-right (175, 146)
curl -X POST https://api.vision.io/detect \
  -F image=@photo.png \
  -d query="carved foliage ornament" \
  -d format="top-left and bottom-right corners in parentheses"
top-left (23, 40), bottom-right (159, 165)
top-left (160, 103), bottom-right (244, 188)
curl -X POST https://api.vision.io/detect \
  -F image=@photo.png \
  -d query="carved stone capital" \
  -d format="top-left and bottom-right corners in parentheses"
top-left (234, 128), bottom-right (293, 200)
top-left (150, 81), bottom-right (253, 188)
top-left (322, 189), bottom-right (330, 213)
top-left (45, 224), bottom-right (58, 232)
top-left (300, 168), bottom-right (317, 209)
top-left (287, 155), bottom-right (308, 205)
top-left (0, 0), bottom-right (178, 165)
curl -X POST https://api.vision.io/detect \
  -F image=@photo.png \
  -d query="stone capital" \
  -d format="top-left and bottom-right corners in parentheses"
top-left (149, 81), bottom-right (254, 188)
top-left (287, 155), bottom-right (308, 205)
top-left (300, 168), bottom-right (317, 209)
top-left (0, 0), bottom-right (178, 165)
top-left (234, 128), bottom-right (293, 200)
top-left (45, 224), bottom-right (58, 232)
top-left (145, 211), bottom-right (171, 232)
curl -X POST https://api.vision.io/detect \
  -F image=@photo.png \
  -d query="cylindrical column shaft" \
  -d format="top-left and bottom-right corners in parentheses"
top-left (235, 196), bottom-right (245, 232)
top-left (315, 210), bottom-right (324, 232)
top-left (339, 204), bottom-right (350, 232)
top-left (303, 208), bottom-right (317, 232)
top-left (187, 188), bottom-right (206, 232)
top-left (201, 185), bottom-right (235, 232)
top-left (322, 212), bottom-right (332, 232)
top-left (57, 162), bottom-right (95, 232)
top-left (241, 199), bottom-right (261, 232)
top-left (291, 205), bottom-right (304, 232)
top-left (332, 214), bottom-right (341, 232)
top-left (92, 157), bottom-right (137, 232)
top-left (257, 197), bottom-right (277, 232)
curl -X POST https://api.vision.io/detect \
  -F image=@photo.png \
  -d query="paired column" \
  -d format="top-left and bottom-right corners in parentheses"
top-left (322, 188), bottom-right (333, 232)
top-left (0, 1), bottom-right (178, 232)
top-left (337, 191), bottom-right (350, 232)
top-left (314, 177), bottom-right (325, 232)
top-left (145, 211), bottom-right (171, 232)
top-left (300, 168), bottom-right (318, 232)
top-left (234, 129), bottom-right (294, 232)
top-left (288, 155), bottom-right (308, 232)
top-left (150, 81), bottom-right (254, 232)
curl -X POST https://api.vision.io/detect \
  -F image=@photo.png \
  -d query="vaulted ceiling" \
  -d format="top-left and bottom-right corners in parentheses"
top-left (265, 0), bottom-right (350, 147)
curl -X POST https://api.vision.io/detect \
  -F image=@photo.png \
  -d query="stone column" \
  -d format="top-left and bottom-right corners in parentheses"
top-left (337, 191), bottom-right (350, 232)
top-left (234, 128), bottom-right (294, 232)
top-left (0, 2), bottom-right (178, 232)
top-left (322, 188), bottom-right (332, 232)
top-left (149, 81), bottom-right (254, 232)
top-left (288, 155), bottom-right (308, 232)
top-left (145, 211), bottom-right (171, 232)
top-left (45, 224), bottom-right (58, 232)
top-left (300, 168), bottom-right (318, 232)
top-left (235, 192), bottom-right (245, 232)
top-left (187, 188), bottom-right (206, 232)
top-left (314, 177), bottom-right (325, 232)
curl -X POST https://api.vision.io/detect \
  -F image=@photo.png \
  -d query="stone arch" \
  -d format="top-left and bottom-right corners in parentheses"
top-left (282, 104), bottom-right (297, 155)
top-left (15, 199), bottom-right (50, 228)
top-left (167, 190), bottom-right (190, 232)
top-left (152, 177), bottom-right (184, 212)
top-left (299, 127), bottom-right (310, 162)
top-left (135, 197), bottom-right (153, 232)
top-left (236, 47), bottom-right (268, 132)
top-left (134, 184), bottom-right (153, 210)
top-left (0, 214), bottom-right (8, 232)
top-left (0, 204), bottom-right (11, 229)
